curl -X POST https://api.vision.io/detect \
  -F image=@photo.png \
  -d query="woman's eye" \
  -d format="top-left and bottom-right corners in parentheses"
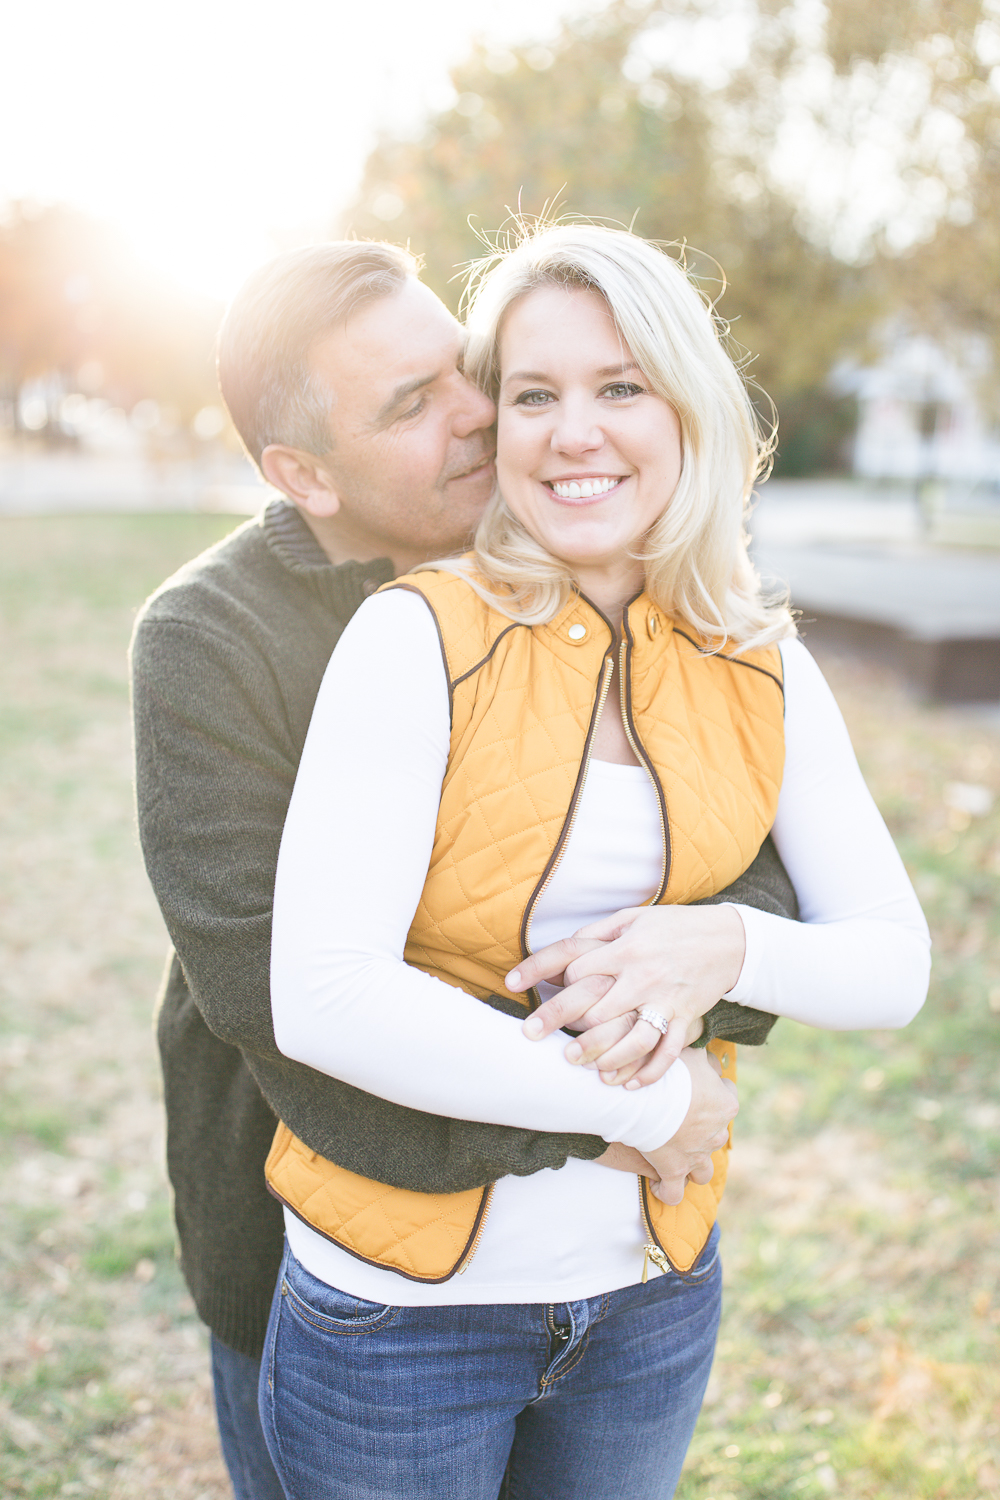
top-left (603, 382), bottom-right (644, 400)
top-left (513, 389), bottom-right (554, 407)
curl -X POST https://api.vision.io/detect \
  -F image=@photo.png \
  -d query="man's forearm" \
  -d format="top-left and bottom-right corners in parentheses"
top-left (134, 619), bottom-right (794, 1192)
top-left (132, 617), bottom-right (605, 1193)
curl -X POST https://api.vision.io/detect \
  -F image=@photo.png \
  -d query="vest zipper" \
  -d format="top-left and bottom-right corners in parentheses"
top-left (520, 653), bottom-right (616, 962)
top-left (617, 629), bottom-right (670, 903)
top-left (617, 612), bottom-right (676, 1274)
top-left (456, 1182), bottom-right (495, 1274)
top-left (517, 602), bottom-right (675, 1279)
top-left (638, 1175), bottom-right (674, 1281)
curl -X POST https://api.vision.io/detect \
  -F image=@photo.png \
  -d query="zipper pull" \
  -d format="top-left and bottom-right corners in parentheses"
top-left (642, 1243), bottom-right (671, 1282)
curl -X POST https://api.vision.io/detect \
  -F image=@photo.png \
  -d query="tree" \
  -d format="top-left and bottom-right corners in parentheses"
top-left (344, 0), bottom-right (999, 468)
top-left (0, 203), bottom-right (222, 434)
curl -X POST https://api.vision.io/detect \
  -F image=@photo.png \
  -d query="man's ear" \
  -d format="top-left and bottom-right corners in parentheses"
top-left (260, 445), bottom-right (341, 519)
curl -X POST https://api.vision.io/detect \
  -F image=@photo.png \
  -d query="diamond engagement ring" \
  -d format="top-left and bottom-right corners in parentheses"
top-left (637, 1006), bottom-right (670, 1036)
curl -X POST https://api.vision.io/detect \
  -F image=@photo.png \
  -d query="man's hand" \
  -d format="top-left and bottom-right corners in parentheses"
top-left (510, 905), bottom-right (746, 1084)
top-left (592, 1142), bottom-right (660, 1177)
top-left (638, 1048), bottom-right (738, 1205)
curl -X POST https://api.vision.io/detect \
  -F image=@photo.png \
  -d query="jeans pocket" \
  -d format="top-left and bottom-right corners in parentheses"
top-left (280, 1255), bottom-right (398, 1336)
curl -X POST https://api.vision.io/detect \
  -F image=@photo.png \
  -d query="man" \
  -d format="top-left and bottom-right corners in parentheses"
top-left (131, 240), bottom-right (789, 1497)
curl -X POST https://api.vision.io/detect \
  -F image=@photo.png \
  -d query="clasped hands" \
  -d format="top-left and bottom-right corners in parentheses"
top-left (506, 904), bottom-right (746, 1203)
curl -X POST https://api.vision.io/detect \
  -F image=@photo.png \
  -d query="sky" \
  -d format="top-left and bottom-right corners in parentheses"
top-left (5, 0), bottom-right (987, 304)
top-left (2, 0), bottom-right (581, 301)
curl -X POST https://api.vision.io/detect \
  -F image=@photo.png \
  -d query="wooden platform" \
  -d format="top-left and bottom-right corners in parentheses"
top-left (753, 542), bottom-right (1000, 702)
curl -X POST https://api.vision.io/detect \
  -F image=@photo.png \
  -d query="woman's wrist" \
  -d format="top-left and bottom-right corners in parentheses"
top-left (715, 904), bottom-right (747, 997)
top-left (620, 1055), bottom-right (693, 1154)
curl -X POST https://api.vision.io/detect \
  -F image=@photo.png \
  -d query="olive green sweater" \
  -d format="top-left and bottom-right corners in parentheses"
top-left (131, 499), bottom-right (794, 1359)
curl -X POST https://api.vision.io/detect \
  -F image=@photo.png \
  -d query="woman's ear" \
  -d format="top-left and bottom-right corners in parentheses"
top-left (260, 445), bottom-right (341, 519)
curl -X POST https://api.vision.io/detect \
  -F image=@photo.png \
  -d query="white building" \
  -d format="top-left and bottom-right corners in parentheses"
top-left (835, 330), bottom-right (1000, 492)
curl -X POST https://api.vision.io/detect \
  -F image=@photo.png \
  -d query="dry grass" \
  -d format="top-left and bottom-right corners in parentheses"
top-left (1, 514), bottom-right (998, 1498)
top-left (680, 648), bottom-right (1000, 1500)
top-left (1, 515), bottom-right (236, 1499)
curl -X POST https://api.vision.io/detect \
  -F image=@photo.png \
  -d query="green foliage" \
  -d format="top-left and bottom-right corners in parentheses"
top-left (772, 392), bottom-right (859, 477)
top-left (346, 0), bottom-right (1000, 435)
top-left (347, 0), bottom-right (876, 419)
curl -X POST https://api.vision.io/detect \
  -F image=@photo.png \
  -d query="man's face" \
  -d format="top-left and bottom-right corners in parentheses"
top-left (310, 278), bottom-right (496, 562)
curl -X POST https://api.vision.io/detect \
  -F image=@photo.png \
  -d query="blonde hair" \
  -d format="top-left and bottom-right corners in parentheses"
top-left (432, 223), bottom-right (793, 653)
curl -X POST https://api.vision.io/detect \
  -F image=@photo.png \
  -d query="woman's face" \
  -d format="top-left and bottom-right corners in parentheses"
top-left (496, 284), bottom-right (682, 594)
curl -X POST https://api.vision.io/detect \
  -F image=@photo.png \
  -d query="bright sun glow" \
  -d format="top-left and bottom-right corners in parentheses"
top-left (3, 0), bottom-right (574, 302)
top-left (4, 0), bottom-right (951, 302)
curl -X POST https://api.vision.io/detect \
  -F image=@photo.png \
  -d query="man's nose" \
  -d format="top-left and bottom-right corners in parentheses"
top-left (452, 379), bottom-right (496, 436)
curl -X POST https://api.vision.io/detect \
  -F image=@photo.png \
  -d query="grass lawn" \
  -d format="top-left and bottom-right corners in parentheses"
top-left (1, 512), bottom-right (998, 1498)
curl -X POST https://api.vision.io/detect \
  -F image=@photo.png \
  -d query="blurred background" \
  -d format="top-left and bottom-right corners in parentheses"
top-left (1, 1), bottom-right (998, 1496)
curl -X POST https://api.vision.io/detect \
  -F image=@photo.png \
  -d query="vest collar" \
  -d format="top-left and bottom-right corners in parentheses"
top-left (548, 587), bottom-right (675, 655)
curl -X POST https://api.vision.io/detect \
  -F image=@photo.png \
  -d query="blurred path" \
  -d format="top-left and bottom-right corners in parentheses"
top-left (0, 450), bottom-right (269, 516)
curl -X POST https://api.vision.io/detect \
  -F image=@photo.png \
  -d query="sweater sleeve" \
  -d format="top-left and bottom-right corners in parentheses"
top-left (724, 638), bottom-right (931, 1026)
top-left (130, 598), bottom-right (609, 1194)
top-left (271, 589), bottom-right (694, 1155)
top-left (688, 833), bottom-right (792, 1047)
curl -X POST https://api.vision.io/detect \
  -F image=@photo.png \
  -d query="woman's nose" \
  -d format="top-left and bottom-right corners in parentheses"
top-left (550, 400), bottom-right (603, 456)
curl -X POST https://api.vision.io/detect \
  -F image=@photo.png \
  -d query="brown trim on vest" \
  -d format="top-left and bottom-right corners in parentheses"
top-left (384, 583), bottom-right (455, 722)
top-left (673, 627), bottom-right (785, 697)
top-left (265, 1179), bottom-right (494, 1285)
top-left (620, 603), bottom-right (672, 903)
top-left (451, 621), bottom-right (527, 691)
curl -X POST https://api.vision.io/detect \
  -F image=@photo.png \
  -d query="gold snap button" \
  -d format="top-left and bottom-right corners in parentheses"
top-left (721, 1053), bottom-right (729, 1068)
top-left (567, 623), bottom-right (587, 642)
top-left (647, 612), bottom-right (660, 639)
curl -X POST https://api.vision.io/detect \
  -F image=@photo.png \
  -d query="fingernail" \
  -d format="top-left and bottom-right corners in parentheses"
top-left (624, 1079), bottom-right (640, 1091)
top-left (507, 970), bottom-right (522, 989)
top-left (523, 1016), bottom-right (543, 1039)
top-left (566, 1042), bottom-right (582, 1063)
top-left (599, 1070), bottom-right (616, 1084)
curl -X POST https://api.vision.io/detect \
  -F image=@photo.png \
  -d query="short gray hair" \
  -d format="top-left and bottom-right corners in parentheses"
top-left (218, 241), bottom-right (416, 466)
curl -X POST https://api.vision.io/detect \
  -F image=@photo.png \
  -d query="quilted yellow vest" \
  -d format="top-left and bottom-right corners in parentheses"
top-left (267, 567), bottom-right (786, 1283)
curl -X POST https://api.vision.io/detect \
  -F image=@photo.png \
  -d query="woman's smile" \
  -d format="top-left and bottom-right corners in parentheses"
top-left (546, 475), bottom-right (628, 500)
top-left (496, 283), bottom-right (682, 609)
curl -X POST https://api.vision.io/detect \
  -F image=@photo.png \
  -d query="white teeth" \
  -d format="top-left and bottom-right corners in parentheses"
top-left (550, 477), bottom-right (620, 499)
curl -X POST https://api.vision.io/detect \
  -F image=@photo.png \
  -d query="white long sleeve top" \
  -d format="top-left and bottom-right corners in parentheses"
top-left (271, 589), bottom-right (930, 1305)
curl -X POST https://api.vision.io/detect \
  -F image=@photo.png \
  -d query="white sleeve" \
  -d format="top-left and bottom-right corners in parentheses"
top-left (724, 637), bottom-right (930, 1028)
top-left (270, 588), bottom-right (690, 1155)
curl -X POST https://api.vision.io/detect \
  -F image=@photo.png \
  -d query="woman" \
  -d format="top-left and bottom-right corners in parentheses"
top-left (262, 225), bottom-right (930, 1499)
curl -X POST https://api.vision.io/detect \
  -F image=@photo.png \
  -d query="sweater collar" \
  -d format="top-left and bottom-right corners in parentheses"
top-left (261, 499), bottom-right (395, 619)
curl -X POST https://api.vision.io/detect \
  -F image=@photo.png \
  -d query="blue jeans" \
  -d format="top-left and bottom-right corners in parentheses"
top-left (259, 1228), bottom-right (721, 1500)
top-left (211, 1335), bottom-right (288, 1500)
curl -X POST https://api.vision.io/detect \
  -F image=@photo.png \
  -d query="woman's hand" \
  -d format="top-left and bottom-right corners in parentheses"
top-left (509, 904), bottom-right (746, 1086)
